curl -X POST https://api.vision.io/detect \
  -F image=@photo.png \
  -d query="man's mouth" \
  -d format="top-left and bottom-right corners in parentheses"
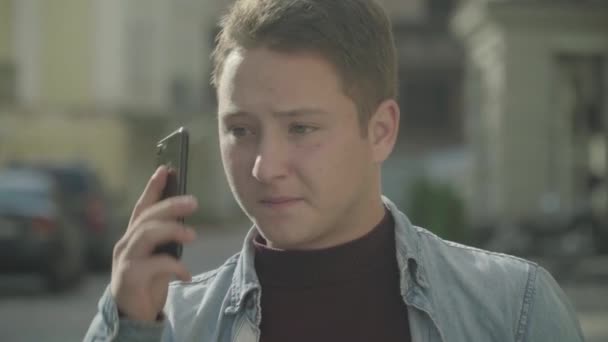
top-left (259, 197), bottom-right (303, 208)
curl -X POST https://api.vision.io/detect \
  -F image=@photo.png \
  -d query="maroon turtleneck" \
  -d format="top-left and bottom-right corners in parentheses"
top-left (253, 209), bottom-right (411, 342)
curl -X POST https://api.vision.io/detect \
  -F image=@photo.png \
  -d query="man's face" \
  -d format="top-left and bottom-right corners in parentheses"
top-left (217, 47), bottom-right (378, 250)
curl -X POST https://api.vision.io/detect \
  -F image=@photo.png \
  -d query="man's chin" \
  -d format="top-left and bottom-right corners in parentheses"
top-left (252, 220), bottom-right (307, 247)
top-left (252, 217), bottom-right (293, 235)
top-left (247, 203), bottom-right (302, 224)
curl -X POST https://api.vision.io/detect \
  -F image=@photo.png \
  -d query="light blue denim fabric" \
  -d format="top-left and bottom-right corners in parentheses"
top-left (84, 196), bottom-right (584, 342)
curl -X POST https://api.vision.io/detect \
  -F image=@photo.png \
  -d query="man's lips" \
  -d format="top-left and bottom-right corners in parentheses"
top-left (259, 197), bottom-right (303, 208)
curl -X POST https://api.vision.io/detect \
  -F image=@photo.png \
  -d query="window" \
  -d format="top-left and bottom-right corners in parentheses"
top-left (398, 71), bottom-right (463, 148)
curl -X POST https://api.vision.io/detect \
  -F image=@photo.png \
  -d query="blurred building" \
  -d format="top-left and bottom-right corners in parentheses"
top-left (378, 0), bottom-right (468, 208)
top-left (452, 0), bottom-right (608, 227)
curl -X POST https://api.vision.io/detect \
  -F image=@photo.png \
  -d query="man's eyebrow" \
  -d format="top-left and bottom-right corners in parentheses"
top-left (219, 110), bottom-right (251, 120)
top-left (220, 108), bottom-right (328, 119)
top-left (272, 108), bottom-right (328, 117)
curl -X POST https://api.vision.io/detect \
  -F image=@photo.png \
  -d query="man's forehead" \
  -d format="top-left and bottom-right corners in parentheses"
top-left (216, 47), bottom-right (352, 120)
top-left (220, 47), bottom-right (337, 82)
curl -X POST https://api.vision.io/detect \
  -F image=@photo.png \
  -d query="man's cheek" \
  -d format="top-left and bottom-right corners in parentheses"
top-left (225, 152), bottom-right (248, 174)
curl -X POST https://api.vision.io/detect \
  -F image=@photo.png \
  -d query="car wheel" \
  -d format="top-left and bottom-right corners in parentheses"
top-left (44, 222), bottom-right (86, 292)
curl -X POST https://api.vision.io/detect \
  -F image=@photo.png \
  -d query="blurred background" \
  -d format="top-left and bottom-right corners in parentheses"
top-left (0, 0), bottom-right (606, 341)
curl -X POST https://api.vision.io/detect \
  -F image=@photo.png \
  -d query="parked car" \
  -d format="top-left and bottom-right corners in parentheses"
top-left (8, 163), bottom-right (116, 270)
top-left (0, 168), bottom-right (85, 291)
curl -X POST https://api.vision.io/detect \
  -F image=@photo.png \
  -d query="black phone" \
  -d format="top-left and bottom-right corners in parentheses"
top-left (153, 127), bottom-right (189, 259)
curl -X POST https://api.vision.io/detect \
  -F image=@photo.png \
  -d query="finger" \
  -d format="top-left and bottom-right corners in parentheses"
top-left (121, 196), bottom-right (197, 253)
top-left (133, 195), bottom-right (198, 227)
top-left (129, 166), bottom-right (169, 227)
top-left (144, 255), bottom-right (192, 282)
top-left (123, 221), bottom-right (197, 259)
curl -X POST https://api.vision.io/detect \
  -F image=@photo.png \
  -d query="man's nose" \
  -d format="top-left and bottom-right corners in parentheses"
top-left (251, 135), bottom-right (289, 183)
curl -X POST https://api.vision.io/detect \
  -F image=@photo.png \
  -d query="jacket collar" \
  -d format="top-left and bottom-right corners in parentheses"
top-left (224, 196), bottom-right (430, 314)
top-left (224, 226), bottom-right (260, 315)
top-left (383, 196), bottom-right (430, 291)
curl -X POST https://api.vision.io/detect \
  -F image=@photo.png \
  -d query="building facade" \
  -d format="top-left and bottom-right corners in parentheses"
top-left (452, 0), bottom-right (608, 227)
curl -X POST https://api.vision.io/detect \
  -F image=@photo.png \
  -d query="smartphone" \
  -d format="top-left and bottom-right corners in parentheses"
top-left (153, 127), bottom-right (189, 259)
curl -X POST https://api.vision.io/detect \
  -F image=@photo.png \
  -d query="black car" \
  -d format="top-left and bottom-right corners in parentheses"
top-left (26, 163), bottom-right (115, 270)
top-left (0, 168), bottom-right (85, 291)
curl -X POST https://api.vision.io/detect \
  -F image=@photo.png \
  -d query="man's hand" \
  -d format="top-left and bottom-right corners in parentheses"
top-left (110, 166), bottom-right (198, 322)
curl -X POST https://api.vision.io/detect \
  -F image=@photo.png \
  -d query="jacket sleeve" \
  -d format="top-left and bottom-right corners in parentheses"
top-left (83, 285), bottom-right (166, 342)
top-left (523, 266), bottom-right (585, 342)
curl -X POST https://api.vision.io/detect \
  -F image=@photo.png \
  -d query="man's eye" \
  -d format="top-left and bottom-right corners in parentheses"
top-left (289, 124), bottom-right (317, 135)
top-left (228, 127), bottom-right (249, 137)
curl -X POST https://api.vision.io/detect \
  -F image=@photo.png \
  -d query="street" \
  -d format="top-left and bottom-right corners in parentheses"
top-left (0, 226), bottom-right (607, 342)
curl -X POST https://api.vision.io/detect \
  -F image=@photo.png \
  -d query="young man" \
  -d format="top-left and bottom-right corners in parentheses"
top-left (85, 0), bottom-right (584, 341)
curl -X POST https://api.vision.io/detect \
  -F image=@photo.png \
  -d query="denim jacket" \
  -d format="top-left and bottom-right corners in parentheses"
top-left (84, 197), bottom-right (584, 342)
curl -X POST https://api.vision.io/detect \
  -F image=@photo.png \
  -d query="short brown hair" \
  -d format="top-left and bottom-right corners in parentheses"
top-left (211, 0), bottom-right (398, 125)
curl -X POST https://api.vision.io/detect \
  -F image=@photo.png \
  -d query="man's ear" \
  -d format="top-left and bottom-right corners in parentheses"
top-left (367, 99), bottom-right (400, 163)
